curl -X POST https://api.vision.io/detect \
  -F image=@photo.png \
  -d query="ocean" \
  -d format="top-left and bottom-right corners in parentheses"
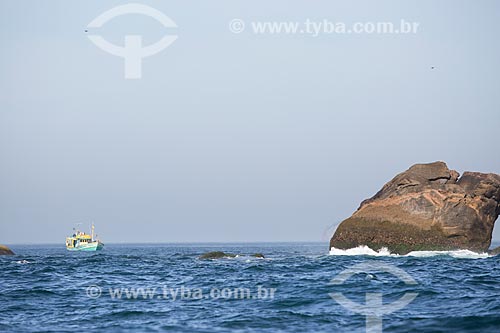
top-left (1, 243), bottom-right (499, 333)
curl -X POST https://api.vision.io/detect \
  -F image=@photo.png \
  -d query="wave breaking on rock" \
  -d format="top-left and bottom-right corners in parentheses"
top-left (329, 245), bottom-right (490, 259)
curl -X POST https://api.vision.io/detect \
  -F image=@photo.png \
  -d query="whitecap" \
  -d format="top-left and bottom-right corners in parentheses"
top-left (328, 245), bottom-right (395, 257)
top-left (328, 245), bottom-right (490, 259)
top-left (16, 260), bottom-right (32, 264)
top-left (406, 249), bottom-right (490, 259)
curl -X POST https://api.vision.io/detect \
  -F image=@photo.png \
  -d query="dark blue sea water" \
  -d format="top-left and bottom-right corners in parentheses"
top-left (1, 243), bottom-right (500, 333)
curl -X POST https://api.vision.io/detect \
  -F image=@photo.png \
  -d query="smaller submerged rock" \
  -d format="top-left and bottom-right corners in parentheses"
top-left (0, 245), bottom-right (14, 255)
top-left (489, 247), bottom-right (500, 256)
top-left (251, 253), bottom-right (265, 258)
top-left (199, 251), bottom-right (236, 260)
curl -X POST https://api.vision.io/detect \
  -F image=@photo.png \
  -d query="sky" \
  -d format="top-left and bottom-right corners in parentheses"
top-left (1, 0), bottom-right (499, 244)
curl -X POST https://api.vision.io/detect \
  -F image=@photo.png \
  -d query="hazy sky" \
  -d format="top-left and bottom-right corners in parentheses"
top-left (1, 1), bottom-right (499, 244)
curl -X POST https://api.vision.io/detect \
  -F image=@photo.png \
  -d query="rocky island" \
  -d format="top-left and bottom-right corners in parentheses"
top-left (0, 245), bottom-right (14, 255)
top-left (330, 162), bottom-right (500, 254)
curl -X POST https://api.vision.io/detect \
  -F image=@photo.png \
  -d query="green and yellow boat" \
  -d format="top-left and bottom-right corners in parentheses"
top-left (66, 224), bottom-right (104, 251)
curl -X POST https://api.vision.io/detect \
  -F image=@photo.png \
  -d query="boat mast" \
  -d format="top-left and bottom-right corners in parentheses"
top-left (91, 223), bottom-right (95, 242)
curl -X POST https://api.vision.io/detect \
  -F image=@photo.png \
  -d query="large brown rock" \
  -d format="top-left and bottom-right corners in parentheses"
top-left (0, 245), bottom-right (14, 255)
top-left (330, 162), bottom-right (500, 254)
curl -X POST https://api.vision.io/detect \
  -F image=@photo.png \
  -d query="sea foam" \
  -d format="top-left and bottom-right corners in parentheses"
top-left (15, 260), bottom-right (32, 264)
top-left (329, 246), bottom-right (490, 259)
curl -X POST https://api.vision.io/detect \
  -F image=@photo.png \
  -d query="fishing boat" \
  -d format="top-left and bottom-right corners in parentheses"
top-left (66, 224), bottom-right (104, 251)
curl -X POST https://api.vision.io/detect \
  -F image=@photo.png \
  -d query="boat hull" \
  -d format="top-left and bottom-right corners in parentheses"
top-left (66, 241), bottom-right (104, 251)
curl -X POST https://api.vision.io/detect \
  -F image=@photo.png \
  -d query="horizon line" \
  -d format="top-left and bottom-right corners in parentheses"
top-left (2, 240), bottom-right (329, 246)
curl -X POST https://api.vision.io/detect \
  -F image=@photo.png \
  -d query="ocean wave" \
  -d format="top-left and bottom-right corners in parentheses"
top-left (329, 246), bottom-right (490, 259)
